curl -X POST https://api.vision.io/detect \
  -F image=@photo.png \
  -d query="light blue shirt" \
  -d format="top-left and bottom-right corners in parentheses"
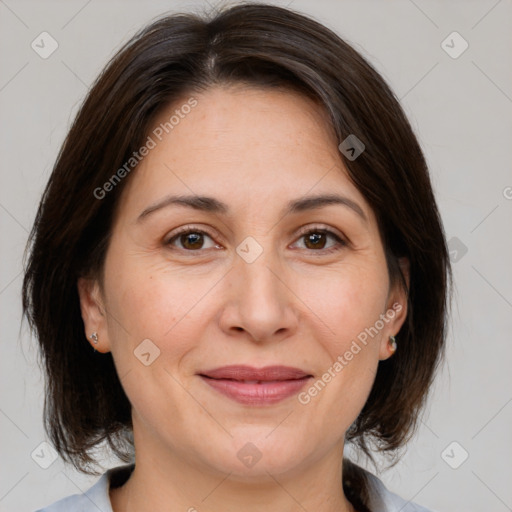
top-left (35, 463), bottom-right (438, 512)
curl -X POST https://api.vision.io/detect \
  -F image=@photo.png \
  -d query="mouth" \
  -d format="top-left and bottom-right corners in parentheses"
top-left (197, 365), bottom-right (313, 405)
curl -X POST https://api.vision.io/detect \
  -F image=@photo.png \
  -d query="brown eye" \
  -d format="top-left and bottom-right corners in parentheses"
top-left (179, 232), bottom-right (204, 250)
top-left (166, 229), bottom-right (218, 251)
top-left (303, 231), bottom-right (328, 250)
top-left (293, 228), bottom-right (347, 253)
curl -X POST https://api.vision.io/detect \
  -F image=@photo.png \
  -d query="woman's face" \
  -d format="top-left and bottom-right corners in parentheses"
top-left (79, 85), bottom-right (408, 478)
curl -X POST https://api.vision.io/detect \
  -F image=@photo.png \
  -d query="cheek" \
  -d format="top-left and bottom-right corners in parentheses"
top-left (101, 264), bottom-right (200, 417)
top-left (101, 248), bottom-right (189, 354)
top-left (102, 248), bottom-right (226, 373)
top-left (301, 261), bottom-right (389, 356)
top-left (295, 258), bottom-right (388, 419)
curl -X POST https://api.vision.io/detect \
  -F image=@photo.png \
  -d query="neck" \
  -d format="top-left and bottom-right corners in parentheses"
top-left (110, 429), bottom-right (356, 512)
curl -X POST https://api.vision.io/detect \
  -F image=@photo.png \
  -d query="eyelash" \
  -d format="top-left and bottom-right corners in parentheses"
top-left (165, 225), bottom-right (347, 255)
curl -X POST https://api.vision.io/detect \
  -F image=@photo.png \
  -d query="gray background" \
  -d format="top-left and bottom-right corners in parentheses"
top-left (1, 0), bottom-right (511, 511)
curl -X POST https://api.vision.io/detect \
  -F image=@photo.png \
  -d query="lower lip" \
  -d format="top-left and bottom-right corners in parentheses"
top-left (200, 376), bottom-right (311, 405)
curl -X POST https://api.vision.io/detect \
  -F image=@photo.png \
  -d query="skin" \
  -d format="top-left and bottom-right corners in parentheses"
top-left (78, 85), bottom-right (409, 512)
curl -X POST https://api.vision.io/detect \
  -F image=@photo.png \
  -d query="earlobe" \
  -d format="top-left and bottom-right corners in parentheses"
top-left (379, 302), bottom-right (406, 360)
top-left (77, 277), bottom-right (111, 353)
top-left (379, 258), bottom-right (410, 360)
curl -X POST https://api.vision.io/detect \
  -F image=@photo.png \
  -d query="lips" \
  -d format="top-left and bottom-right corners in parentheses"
top-left (198, 365), bottom-right (313, 405)
top-left (200, 365), bottom-right (311, 381)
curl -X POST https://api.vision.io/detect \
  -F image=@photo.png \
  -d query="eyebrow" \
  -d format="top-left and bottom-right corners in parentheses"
top-left (137, 193), bottom-right (367, 223)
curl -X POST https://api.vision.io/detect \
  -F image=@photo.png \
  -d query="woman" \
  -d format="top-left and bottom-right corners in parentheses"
top-left (23, 2), bottom-right (451, 511)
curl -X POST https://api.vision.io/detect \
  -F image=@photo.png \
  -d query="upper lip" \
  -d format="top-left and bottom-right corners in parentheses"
top-left (198, 365), bottom-right (312, 381)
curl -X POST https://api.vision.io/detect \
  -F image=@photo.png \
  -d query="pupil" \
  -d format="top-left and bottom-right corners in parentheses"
top-left (183, 233), bottom-right (202, 249)
top-left (307, 232), bottom-right (325, 249)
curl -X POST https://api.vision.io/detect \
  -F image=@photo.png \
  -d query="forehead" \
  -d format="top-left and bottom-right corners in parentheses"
top-left (118, 85), bottom-right (370, 221)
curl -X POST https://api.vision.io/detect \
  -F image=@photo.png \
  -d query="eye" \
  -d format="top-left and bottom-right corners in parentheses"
top-left (165, 225), bottom-right (347, 254)
top-left (165, 227), bottom-right (221, 252)
top-left (292, 226), bottom-right (347, 253)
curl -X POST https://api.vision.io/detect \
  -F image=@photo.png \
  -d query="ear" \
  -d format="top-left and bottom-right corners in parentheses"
top-left (379, 257), bottom-right (410, 360)
top-left (77, 277), bottom-right (111, 354)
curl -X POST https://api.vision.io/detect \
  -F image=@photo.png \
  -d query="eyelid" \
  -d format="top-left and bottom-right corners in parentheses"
top-left (294, 223), bottom-right (345, 240)
top-left (165, 224), bottom-right (221, 245)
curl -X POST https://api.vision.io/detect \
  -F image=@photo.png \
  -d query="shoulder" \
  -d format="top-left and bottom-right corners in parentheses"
top-left (34, 464), bottom-right (134, 512)
top-left (361, 466), bottom-right (440, 512)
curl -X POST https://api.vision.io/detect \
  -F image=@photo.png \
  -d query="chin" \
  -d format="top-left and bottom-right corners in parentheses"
top-left (198, 430), bottom-right (314, 480)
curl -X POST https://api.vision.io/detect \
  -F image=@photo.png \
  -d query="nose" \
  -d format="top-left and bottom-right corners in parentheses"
top-left (218, 246), bottom-right (299, 344)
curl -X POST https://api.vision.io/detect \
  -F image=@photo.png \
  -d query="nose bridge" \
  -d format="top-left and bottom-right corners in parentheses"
top-left (235, 241), bottom-right (284, 308)
top-left (224, 236), bottom-right (296, 340)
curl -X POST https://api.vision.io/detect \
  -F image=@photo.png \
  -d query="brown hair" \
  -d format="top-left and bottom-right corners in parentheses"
top-left (22, 2), bottom-right (451, 507)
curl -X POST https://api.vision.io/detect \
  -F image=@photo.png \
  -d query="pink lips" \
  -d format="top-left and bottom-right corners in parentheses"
top-left (198, 365), bottom-right (312, 405)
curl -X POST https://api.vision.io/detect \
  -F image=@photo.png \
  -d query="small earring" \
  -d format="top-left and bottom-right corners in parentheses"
top-left (389, 335), bottom-right (397, 353)
top-left (90, 332), bottom-right (98, 344)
